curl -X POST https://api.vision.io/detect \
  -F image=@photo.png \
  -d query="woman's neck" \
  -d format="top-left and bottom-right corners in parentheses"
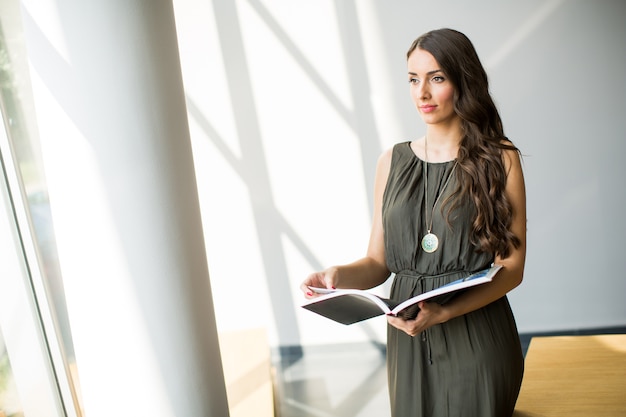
top-left (423, 125), bottom-right (463, 161)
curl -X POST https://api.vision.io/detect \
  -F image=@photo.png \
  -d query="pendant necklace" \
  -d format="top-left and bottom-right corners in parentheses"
top-left (421, 137), bottom-right (458, 253)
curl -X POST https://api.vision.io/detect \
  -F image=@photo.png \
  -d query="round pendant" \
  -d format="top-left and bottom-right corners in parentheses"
top-left (421, 232), bottom-right (439, 253)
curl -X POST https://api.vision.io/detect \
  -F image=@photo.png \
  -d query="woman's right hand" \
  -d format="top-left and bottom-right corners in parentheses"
top-left (300, 267), bottom-right (339, 299)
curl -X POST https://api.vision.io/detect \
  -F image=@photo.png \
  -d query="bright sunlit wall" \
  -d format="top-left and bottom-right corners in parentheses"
top-left (173, 0), bottom-right (626, 348)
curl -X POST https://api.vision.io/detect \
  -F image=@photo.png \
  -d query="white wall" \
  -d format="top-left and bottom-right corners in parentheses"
top-left (173, 0), bottom-right (626, 347)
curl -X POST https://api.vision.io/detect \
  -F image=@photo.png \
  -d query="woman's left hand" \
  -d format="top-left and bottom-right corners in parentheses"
top-left (386, 301), bottom-right (448, 337)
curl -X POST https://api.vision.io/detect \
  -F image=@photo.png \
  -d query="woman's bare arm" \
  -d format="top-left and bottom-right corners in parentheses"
top-left (301, 148), bottom-right (393, 296)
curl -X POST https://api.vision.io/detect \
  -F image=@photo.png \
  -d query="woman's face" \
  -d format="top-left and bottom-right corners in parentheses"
top-left (407, 48), bottom-right (458, 127)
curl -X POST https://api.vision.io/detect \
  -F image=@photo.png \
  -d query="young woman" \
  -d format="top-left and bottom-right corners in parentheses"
top-left (301, 28), bottom-right (526, 416)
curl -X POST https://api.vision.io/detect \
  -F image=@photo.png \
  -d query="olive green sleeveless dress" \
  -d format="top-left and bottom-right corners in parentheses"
top-left (382, 142), bottom-right (523, 417)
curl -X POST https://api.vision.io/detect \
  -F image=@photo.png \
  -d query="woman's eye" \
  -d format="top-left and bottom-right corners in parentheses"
top-left (408, 78), bottom-right (419, 85)
top-left (432, 76), bottom-right (445, 82)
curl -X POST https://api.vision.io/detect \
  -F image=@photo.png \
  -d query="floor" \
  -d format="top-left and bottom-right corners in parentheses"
top-left (271, 327), bottom-right (626, 417)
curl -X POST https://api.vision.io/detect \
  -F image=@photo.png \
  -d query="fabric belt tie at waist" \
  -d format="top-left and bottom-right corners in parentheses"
top-left (394, 269), bottom-right (475, 366)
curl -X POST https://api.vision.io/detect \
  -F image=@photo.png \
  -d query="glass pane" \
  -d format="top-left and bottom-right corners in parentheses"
top-left (0, 2), bottom-right (83, 414)
top-left (0, 330), bottom-right (23, 417)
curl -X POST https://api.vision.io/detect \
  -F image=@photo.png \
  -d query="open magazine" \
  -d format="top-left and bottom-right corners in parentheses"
top-left (302, 264), bottom-right (502, 325)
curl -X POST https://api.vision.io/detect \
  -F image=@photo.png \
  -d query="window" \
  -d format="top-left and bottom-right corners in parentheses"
top-left (0, 3), bottom-right (82, 415)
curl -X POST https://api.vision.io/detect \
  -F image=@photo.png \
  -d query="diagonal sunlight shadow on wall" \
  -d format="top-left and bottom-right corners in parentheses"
top-left (484, 0), bottom-right (566, 71)
top-left (332, 0), bottom-right (382, 216)
top-left (245, 0), bottom-right (353, 126)
top-left (187, 94), bottom-right (386, 357)
top-left (239, 0), bottom-right (387, 354)
top-left (209, 0), bottom-right (302, 354)
top-left (246, 0), bottom-right (382, 215)
top-left (185, 99), bottom-right (243, 180)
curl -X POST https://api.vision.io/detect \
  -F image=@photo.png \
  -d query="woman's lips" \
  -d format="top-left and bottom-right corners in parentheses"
top-left (420, 105), bottom-right (437, 113)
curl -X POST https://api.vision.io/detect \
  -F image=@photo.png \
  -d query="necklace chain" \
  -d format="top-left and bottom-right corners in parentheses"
top-left (422, 137), bottom-right (458, 253)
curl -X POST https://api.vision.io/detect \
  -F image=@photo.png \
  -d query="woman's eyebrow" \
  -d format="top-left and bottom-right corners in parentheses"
top-left (408, 69), bottom-right (443, 76)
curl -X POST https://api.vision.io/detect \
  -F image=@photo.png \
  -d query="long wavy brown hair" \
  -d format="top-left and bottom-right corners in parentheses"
top-left (407, 28), bottom-right (521, 258)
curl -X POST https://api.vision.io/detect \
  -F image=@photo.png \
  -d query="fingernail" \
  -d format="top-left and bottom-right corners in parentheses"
top-left (307, 291), bottom-right (313, 296)
top-left (331, 286), bottom-right (336, 289)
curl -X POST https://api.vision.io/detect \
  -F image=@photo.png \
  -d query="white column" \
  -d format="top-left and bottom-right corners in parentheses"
top-left (19, 1), bottom-right (230, 416)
